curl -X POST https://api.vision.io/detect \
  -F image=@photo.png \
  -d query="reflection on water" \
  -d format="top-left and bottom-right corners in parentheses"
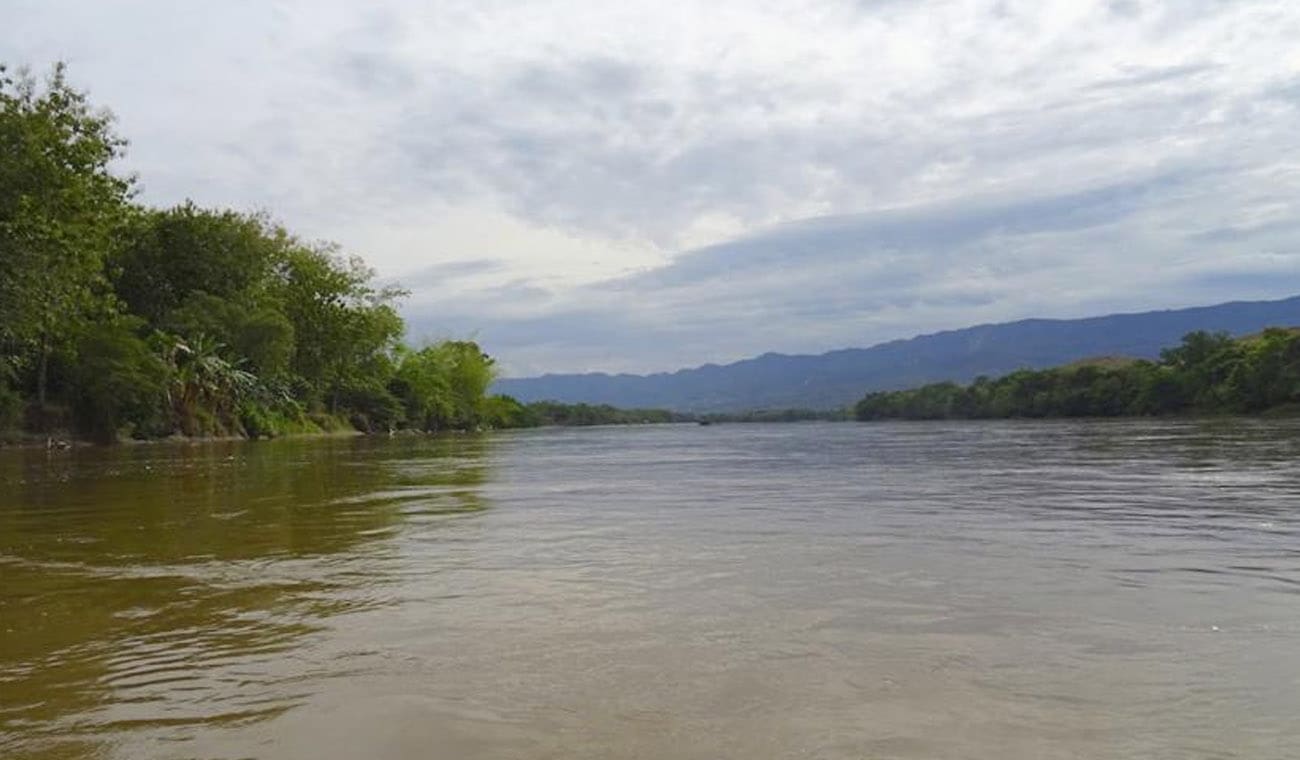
top-left (2, 420), bottom-right (1299, 759)
top-left (0, 435), bottom-right (491, 760)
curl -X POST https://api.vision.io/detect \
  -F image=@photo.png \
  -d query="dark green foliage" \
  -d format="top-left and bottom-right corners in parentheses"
top-left (0, 63), bottom-right (134, 411)
top-left (154, 332), bottom-right (259, 437)
top-left (0, 62), bottom-right (503, 444)
top-left (698, 408), bottom-right (849, 423)
top-left (70, 320), bottom-right (168, 442)
top-left (388, 341), bottom-right (500, 431)
top-left (276, 246), bottom-right (405, 412)
top-left (112, 204), bottom-right (285, 323)
top-left (524, 401), bottom-right (689, 426)
top-left (0, 361), bottom-right (21, 431)
top-left (854, 330), bottom-right (1300, 421)
top-left (1223, 328), bottom-right (1300, 412)
top-left (237, 403), bottom-right (278, 440)
top-left (236, 378), bottom-right (311, 439)
top-left (165, 293), bottom-right (295, 378)
top-left (338, 382), bottom-right (405, 433)
top-left (480, 395), bottom-right (539, 428)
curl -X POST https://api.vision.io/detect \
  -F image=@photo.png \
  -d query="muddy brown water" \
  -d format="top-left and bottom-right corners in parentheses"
top-left (2, 420), bottom-right (1299, 759)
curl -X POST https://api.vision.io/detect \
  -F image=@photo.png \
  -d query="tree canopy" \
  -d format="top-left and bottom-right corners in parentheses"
top-left (854, 330), bottom-right (1300, 422)
top-left (0, 63), bottom-right (133, 410)
top-left (0, 63), bottom-right (523, 443)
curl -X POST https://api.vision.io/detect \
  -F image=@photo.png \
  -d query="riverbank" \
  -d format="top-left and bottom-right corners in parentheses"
top-left (0, 422), bottom-right (368, 450)
top-left (855, 328), bottom-right (1300, 422)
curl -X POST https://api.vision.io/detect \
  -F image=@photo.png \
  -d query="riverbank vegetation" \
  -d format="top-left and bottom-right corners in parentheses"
top-left (0, 63), bottom-right (524, 443)
top-left (854, 329), bottom-right (1300, 421)
top-left (497, 403), bottom-right (847, 427)
top-left (512, 401), bottom-right (690, 427)
top-left (699, 408), bottom-right (849, 423)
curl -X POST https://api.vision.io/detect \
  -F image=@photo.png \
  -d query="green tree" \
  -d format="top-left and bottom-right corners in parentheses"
top-left (1225, 328), bottom-right (1300, 412)
top-left (391, 344), bottom-right (454, 431)
top-left (0, 63), bottom-right (133, 414)
top-left (389, 341), bottom-right (499, 431)
top-left (854, 330), bottom-right (1300, 421)
top-left (71, 319), bottom-right (168, 443)
top-left (1160, 331), bottom-right (1239, 409)
top-left (442, 341), bottom-right (498, 428)
top-left (480, 394), bottom-right (539, 428)
top-left (0, 61), bottom-right (504, 443)
top-left (276, 246), bottom-right (405, 412)
top-left (165, 292), bottom-right (295, 378)
top-left (155, 332), bottom-right (257, 436)
top-left (112, 204), bottom-right (287, 324)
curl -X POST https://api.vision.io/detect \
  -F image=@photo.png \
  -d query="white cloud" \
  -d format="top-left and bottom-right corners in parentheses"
top-left (6, 0), bottom-right (1300, 374)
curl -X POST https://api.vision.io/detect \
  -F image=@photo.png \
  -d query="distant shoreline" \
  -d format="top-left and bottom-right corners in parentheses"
top-left (855, 329), bottom-right (1300, 422)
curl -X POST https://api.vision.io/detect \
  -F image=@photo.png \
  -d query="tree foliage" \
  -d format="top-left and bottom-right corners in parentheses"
top-left (390, 341), bottom-right (499, 431)
top-left (0, 62), bottom-right (516, 443)
top-left (276, 245), bottom-right (405, 411)
top-left (71, 320), bottom-right (168, 442)
top-left (0, 63), bottom-right (134, 408)
top-left (522, 401), bottom-right (687, 426)
top-left (112, 204), bottom-right (284, 323)
top-left (854, 330), bottom-right (1300, 421)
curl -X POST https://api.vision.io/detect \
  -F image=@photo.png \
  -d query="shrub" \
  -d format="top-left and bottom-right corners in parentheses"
top-left (70, 320), bottom-right (169, 443)
top-left (0, 376), bottom-right (21, 430)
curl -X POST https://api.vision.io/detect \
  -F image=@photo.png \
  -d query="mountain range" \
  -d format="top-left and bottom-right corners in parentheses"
top-left (492, 296), bottom-right (1300, 412)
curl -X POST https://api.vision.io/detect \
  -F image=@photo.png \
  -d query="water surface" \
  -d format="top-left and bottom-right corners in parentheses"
top-left (2, 420), bottom-right (1299, 759)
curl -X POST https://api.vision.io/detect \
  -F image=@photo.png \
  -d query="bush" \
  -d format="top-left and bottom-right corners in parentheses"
top-left (238, 402), bottom-right (277, 440)
top-left (70, 320), bottom-right (169, 443)
top-left (480, 394), bottom-right (539, 428)
top-left (0, 377), bottom-right (21, 430)
top-left (338, 382), bottom-right (405, 432)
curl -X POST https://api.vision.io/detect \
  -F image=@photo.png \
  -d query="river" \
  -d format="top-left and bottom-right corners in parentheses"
top-left (2, 420), bottom-right (1298, 759)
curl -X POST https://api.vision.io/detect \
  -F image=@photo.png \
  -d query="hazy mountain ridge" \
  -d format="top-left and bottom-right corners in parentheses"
top-left (493, 296), bottom-right (1300, 411)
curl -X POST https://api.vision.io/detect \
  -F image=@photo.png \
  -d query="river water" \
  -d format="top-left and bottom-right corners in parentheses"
top-left (1, 420), bottom-right (1298, 759)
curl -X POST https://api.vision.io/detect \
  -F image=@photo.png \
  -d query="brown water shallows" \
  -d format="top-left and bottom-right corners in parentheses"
top-left (2, 421), bottom-right (1299, 759)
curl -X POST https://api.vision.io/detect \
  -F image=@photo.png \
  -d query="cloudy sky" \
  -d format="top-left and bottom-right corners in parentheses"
top-left (6, 0), bottom-right (1300, 375)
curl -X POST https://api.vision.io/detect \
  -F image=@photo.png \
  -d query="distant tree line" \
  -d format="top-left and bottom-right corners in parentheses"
top-left (500, 403), bottom-right (848, 427)
top-left (508, 401), bottom-right (691, 427)
top-left (0, 63), bottom-right (527, 443)
top-left (699, 408), bottom-right (849, 423)
top-left (854, 329), bottom-right (1300, 421)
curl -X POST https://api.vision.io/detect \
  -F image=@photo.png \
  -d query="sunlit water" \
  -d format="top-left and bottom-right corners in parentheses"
top-left (2, 420), bottom-right (1299, 759)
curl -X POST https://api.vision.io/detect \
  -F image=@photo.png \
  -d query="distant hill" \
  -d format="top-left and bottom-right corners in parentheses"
top-left (492, 296), bottom-right (1300, 412)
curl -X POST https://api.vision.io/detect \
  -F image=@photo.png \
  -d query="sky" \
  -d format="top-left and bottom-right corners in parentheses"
top-left (6, 0), bottom-right (1300, 376)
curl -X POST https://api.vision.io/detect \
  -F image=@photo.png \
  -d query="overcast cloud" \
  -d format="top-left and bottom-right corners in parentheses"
top-left (7, 0), bottom-right (1300, 374)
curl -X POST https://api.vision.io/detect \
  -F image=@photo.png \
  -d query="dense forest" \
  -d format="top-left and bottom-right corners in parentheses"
top-left (1, 63), bottom-right (539, 443)
top-left (854, 329), bottom-right (1300, 421)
